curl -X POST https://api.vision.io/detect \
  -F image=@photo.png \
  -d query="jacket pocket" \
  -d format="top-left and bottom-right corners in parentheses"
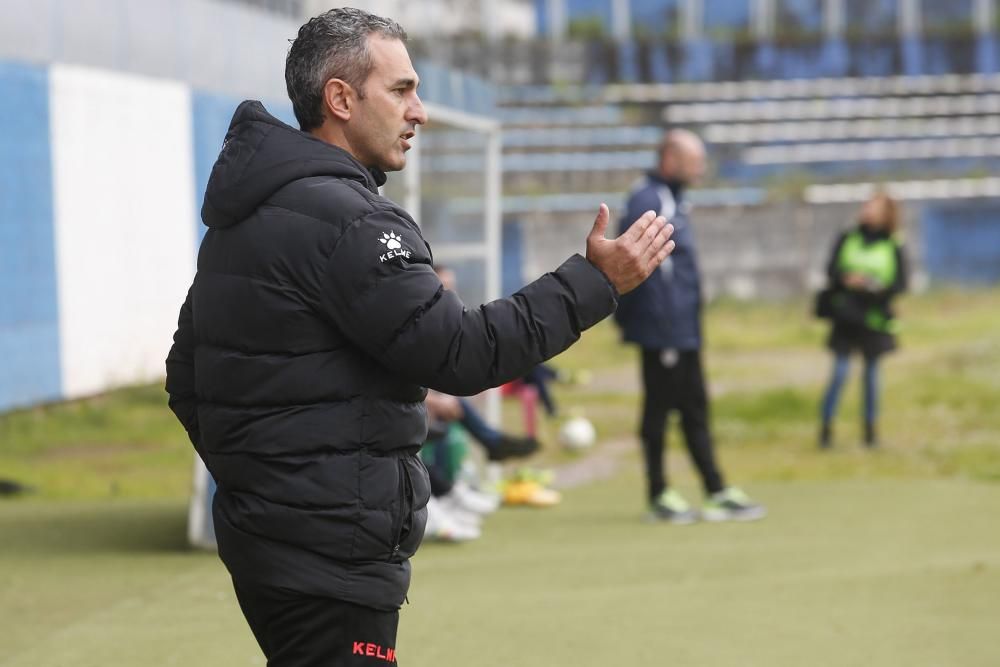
top-left (397, 455), bottom-right (430, 559)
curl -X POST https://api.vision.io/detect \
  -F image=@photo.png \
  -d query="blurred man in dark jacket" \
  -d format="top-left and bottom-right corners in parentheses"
top-left (165, 8), bottom-right (673, 666)
top-left (615, 129), bottom-right (764, 526)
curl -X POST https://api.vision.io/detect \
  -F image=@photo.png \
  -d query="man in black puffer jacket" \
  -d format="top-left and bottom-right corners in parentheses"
top-left (165, 8), bottom-right (673, 666)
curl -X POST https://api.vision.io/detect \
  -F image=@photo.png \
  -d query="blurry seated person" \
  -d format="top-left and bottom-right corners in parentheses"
top-left (421, 391), bottom-right (525, 542)
top-left (521, 363), bottom-right (560, 418)
top-left (424, 390), bottom-right (538, 466)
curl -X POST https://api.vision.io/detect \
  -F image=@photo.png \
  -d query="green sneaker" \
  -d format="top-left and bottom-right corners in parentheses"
top-left (647, 488), bottom-right (698, 525)
top-left (702, 487), bottom-right (766, 522)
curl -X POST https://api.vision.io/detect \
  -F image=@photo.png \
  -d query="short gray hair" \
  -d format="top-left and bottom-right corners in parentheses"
top-left (285, 7), bottom-right (407, 131)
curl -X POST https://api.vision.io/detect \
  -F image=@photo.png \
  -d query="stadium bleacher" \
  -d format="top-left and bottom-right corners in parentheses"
top-left (421, 69), bottom-right (1000, 200)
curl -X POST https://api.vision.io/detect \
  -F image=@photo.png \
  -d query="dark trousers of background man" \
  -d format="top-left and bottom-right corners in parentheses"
top-left (639, 348), bottom-right (726, 501)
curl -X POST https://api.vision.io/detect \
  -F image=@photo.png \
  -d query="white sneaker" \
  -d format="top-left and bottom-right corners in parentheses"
top-left (424, 497), bottom-right (481, 542)
top-left (449, 480), bottom-right (501, 515)
top-left (437, 492), bottom-right (484, 528)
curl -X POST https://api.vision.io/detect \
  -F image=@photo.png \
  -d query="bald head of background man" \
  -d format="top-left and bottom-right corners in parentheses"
top-left (657, 129), bottom-right (707, 188)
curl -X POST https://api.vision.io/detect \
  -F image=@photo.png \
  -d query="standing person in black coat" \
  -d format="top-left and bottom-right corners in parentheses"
top-left (819, 192), bottom-right (908, 449)
top-left (164, 8), bottom-right (674, 666)
top-left (614, 129), bottom-right (765, 525)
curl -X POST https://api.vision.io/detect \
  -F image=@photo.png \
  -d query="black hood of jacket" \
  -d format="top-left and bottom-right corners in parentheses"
top-left (201, 100), bottom-right (387, 229)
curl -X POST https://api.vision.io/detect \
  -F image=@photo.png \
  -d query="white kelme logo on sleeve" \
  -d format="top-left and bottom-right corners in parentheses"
top-left (379, 231), bottom-right (411, 262)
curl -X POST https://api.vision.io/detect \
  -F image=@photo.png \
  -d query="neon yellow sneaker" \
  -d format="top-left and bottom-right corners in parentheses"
top-left (501, 480), bottom-right (561, 507)
top-left (647, 488), bottom-right (698, 524)
top-left (702, 487), bottom-right (766, 522)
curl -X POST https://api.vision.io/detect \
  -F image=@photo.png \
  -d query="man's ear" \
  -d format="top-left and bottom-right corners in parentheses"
top-left (323, 78), bottom-right (353, 122)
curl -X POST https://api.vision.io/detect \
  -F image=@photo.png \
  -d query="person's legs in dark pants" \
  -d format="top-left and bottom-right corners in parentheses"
top-left (675, 350), bottom-right (725, 496)
top-left (457, 398), bottom-right (502, 444)
top-left (639, 348), bottom-right (673, 503)
top-left (674, 350), bottom-right (765, 521)
top-left (456, 398), bottom-right (538, 461)
top-left (523, 364), bottom-right (559, 416)
top-left (233, 581), bottom-right (400, 667)
top-left (862, 354), bottom-right (880, 447)
top-left (820, 352), bottom-right (851, 448)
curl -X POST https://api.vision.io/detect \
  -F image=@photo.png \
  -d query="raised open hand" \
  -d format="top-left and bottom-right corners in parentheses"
top-left (585, 204), bottom-right (675, 294)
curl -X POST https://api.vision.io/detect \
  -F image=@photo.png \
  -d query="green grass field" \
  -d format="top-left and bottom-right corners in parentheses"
top-left (1, 289), bottom-right (999, 666)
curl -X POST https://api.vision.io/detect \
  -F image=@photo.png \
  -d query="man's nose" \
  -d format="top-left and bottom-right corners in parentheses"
top-left (408, 94), bottom-right (428, 125)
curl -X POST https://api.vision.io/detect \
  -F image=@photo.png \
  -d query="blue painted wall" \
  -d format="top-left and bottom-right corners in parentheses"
top-left (0, 62), bottom-right (61, 411)
top-left (921, 203), bottom-right (1000, 285)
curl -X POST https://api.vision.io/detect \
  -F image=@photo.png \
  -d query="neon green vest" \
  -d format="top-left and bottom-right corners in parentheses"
top-left (837, 230), bottom-right (900, 333)
top-left (837, 230), bottom-right (898, 289)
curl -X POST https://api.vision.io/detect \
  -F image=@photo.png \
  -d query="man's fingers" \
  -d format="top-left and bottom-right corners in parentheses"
top-left (588, 203), bottom-right (610, 240)
top-left (647, 240), bottom-right (676, 271)
top-left (639, 215), bottom-right (667, 247)
top-left (643, 230), bottom-right (676, 271)
top-left (639, 222), bottom-right (673, 263)
top-left (623, 210), bottom-right (657, 243)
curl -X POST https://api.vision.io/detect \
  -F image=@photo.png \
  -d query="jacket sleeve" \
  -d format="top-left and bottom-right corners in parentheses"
top-left (319, 210), bottom-right (618, 396)
top-left (826, 231), bottom-right (849, 289)
top-left (165, 288), bottom-right (201, 450)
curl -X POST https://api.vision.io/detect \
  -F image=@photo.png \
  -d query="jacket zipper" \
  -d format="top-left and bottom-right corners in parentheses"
top-left (389, 458), bottom-right (410, 561)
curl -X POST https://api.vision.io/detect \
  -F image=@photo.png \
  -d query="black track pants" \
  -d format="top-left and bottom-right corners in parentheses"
top-left (639, 348), bottom-right (725, 501)
top-left (233, 580), bottom-right (401, 666)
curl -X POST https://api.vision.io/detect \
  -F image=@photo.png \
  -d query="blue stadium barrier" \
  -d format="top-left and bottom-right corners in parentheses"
top-left (755, 42), bottom-right (778, 77)
top-left (978, 36), bottom-right (998, 74)
top-left (619, 42), bottom-right (640, 83)
top-left (922, 202), bottom-right (1000, 284)
top-left (649, 43), bottom-right (672, 82)
top-left (683, 39), bottom-right (713, 81)
top-left (820, 39), bottom-right (849, 77)
top-left (546, 33), bottom-right (1000, 84)
top-left (0, 61), bottom-right (62, 412)
top-left (903, 37), bottom-right (924, 77)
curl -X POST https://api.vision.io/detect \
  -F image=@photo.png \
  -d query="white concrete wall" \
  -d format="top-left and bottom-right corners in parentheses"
top-left (49, 64), bottom-right (197, 398)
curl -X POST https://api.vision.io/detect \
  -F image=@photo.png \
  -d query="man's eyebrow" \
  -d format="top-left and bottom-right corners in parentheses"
top-left (389, 77), bottom-right (419, 89)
